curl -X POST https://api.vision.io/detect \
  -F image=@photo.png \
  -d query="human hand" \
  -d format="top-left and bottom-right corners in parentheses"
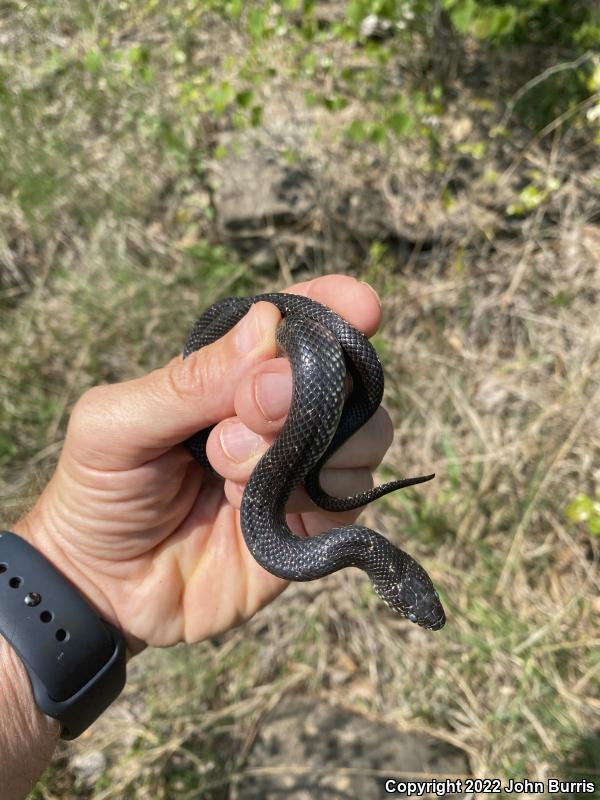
top-left (14, 275), bottom-right (394, 655)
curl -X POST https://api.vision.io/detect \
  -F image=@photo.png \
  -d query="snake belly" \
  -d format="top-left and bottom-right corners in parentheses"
top-left (183, 293), bottom-right (445, 631)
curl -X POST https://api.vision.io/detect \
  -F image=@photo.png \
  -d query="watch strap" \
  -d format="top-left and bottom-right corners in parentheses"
top-left (0, 531), bottom-right (126, 739)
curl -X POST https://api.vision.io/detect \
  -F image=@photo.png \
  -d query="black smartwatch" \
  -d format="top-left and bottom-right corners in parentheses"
top-left (0, 531), bottom-right (127, 739)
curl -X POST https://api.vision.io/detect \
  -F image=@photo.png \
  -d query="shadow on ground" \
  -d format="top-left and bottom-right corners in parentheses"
top-left (229, 696), bottom-right (470, 799)
top-left (557, 731), bottom-right (600, 800)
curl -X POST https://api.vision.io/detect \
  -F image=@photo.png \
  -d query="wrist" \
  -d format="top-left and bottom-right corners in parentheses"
top-left (12, 503), bottom-right (110, 614)
top-left (10, 503), bottom-right (141, 658)
top-left (0, 632), bottom-right (60, 737)
top-left (0, 633), bottom-right (59, 796)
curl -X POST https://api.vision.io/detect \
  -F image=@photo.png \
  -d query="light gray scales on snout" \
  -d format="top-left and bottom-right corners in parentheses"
top-left (183, 293), bottom-right (445, 631)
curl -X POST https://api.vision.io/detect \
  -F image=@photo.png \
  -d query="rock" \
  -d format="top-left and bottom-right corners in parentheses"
top-left (313, 1), bottom-right (347, 29)
top-left (71, 748), bottom-right (106, 788)
top-left (206, 123), bottom-right (464, 274)
top-left (209, 148), bottom-right (315, 235)
top-left (360, 14), bottom-right (394, 41)
top-left (475, 376), bottom-right (510, 412)
top-left (208, 141), bottom-right (317, 272)
top-left (231, 697), bottom-right (469, 799)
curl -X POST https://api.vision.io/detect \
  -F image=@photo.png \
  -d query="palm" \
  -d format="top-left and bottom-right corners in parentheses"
top-left (23, 277), bottom-right (385, 654)
top-left (52, 442), bottom-right (348, 649)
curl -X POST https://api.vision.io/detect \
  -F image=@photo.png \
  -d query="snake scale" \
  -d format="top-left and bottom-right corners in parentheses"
top-left (183, 293), bottom-right (445, 631)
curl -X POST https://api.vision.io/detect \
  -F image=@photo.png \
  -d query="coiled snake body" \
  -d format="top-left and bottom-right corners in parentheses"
top-left (184, 293), bottom-right (445, 631)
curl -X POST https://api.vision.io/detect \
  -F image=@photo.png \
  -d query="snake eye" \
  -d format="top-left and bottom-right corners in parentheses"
top-left (408, 612), bottom-right (418, 623)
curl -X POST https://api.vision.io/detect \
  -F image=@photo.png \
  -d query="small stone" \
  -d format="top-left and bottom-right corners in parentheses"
top-left (359, 14), bottom-right (393, 40)
top-left (475, 376), bottom-right (509, 412)
top-left (71, 749), bottom-right (106, 787)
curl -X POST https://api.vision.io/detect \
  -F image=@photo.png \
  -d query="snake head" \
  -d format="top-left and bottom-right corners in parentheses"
top-left (403, 585), bottom-right (446, 631)
top-left (375, 554), bottom-right (446, 631)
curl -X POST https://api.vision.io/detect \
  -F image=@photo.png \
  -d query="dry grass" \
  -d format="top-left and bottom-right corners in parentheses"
top-left (1, 2), bottom-right (599, 798)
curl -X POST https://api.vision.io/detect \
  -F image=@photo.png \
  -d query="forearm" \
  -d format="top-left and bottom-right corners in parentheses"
top-left (0, 635), bottom-right (59, 799)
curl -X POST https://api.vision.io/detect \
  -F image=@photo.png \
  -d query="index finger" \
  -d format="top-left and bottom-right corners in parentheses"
top-left (285, 274), bottom-right (382, 338)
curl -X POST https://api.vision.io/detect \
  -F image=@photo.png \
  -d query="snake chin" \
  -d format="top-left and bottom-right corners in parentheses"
top-left (402, 596), bottom-right (446, 631)
top-left (410, 602), bottom-right (446, 631)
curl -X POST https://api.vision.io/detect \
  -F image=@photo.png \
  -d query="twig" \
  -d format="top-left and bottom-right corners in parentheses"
top-left (499, 52), bottom-right (595, 130)
top-left (500, 91), bottom-right (600, 186)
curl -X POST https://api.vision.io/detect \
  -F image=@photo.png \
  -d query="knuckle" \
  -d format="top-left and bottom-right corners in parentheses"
top-left (168, 345), bottom-right (228, 401)
top-left (69, 385), bottom-right (109, 434)
top-left (167, 353), bottom-right (208, 402)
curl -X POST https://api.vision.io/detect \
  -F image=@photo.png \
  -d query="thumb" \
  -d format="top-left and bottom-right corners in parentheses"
top-left (65, 301), bottom-right (281, 468)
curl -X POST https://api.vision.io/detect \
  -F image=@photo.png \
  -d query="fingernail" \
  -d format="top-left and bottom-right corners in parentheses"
top-left (360, 281), bottom-right (381, 305)
top-left (235, 305), bottom-right (265, 354)
top-left (220, 421), bottom-right (261, 462)
top-left (255, 371), bottom-right (292, 421)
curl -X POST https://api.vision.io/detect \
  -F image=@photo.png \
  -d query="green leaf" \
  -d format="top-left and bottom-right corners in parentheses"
top-left (345, 119), bottom-right (369, 143)
top-left (550, 290), bottom-right (571, 308)
top-left (442, 186), bottom-right (455, 210)
top-left (471, 6), bottom-right (517, 39)
top-left (457, 141), bottom-right (486, 158)
top-left (565, 493), bottom-right (600, 535)
top-left (206, 81), bottom-right (235, 115)
top-left (139, 66), bottom-right (154, 83)
top-left (302, 52), bottom-right (317, 77)
top-left (304, 90), bottom-right (319, 108)
top-left (83, 50), bottom-right (102, 74)
top-left (128, 45), bottom-right (150, 66)
top-left (369, 123), bottom-right (387, 144)
top-left (322, 95), bottom-right (348, 111)
top-left (386, 110), bottom-right (413, 136)
top-left (248, 7), bottom-right (268, 41)
top-left (492, 7), bottom-right (518, 37)
top-left (346, 0), bottom-right (366, 28)
top-left (250, 105), bottom-right (263, 126)
top-left (225, 0), bottom-right (243, 19)
top-left (519, 184), bottom-right (545, 210)
top-left (450, 0), bottom-right (476, 34)
top-left (235, 89), bottom-right (253, 108)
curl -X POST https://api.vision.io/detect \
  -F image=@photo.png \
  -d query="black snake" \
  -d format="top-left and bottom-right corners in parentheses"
top-left (183, 293), bottom-right (445, 631)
